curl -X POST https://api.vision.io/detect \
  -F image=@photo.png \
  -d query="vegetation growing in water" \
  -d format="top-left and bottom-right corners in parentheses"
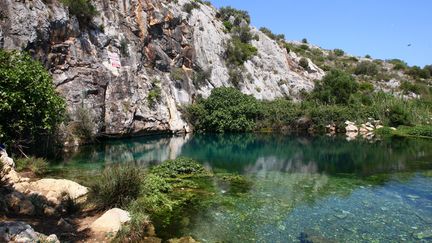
top-left (0, 50), bottom-right (65, 148)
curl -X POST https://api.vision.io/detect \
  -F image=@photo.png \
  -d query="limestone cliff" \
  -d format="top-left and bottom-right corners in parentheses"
top-left (0, 0), bottom-right (324, 137)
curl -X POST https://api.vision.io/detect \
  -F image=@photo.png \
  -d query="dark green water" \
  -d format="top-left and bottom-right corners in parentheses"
top-left (50, 134), bottom-right (432, 242)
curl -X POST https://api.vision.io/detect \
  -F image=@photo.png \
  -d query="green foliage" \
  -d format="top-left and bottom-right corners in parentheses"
top-left (147, 79), bottom-right (162, 108)
top-left (90, 165), bottom-right (142, 210)
top-left (406, 66), bottom-right (431, 80)
top-left (226, 38), bottom-right (257, 67)
top-left (365, 54), bottom-right (371, 59)
top-left (387, 104), bottom-right (411, 127)
top-left (0, 50), bottom-right (65, 146)
top-left (231, 26), bottom-right (254, 43)
top-left (259, 27), bottom-right (285, 41)
top-left (183, 1), bottom-right (200, 14)
top-left (186, 87), bottom-right (261, 132)
top-left (119, 39), bottom-right (129, 57)
top-left (219, 6), bottom-right (250, 25)
top-left (400, 81), bottom-right (421, 94)
top-left (354, 61), bottom-right (379, 76)
top-left (170, 68), bottom-right (187, 81)
top-left (61, 0), bottom-right (97, 26)
top-left (299, 58), bottom-right (309, 69)
top-left (333, 49), bottom-right (345, 56)
top-left (308, 104), bottom-right (353, 129)
top-left (399, 125), bottom-right (432, 138)
top-left (388, 59), bottom-right (408, 70)
top-left (193, 68), bottom-right (212, 87)
top-left (223, 21), bottom-right (233, 31)
top-left (15, 156), bottom-right (48, 176)
top-left (151, 157), bottom-right (207, 178)
top-left (311, 69), bottom-right (359, 105)
top-left (302, 38), bottom-right (308, 44)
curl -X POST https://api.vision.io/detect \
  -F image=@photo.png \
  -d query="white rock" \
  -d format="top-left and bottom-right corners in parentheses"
top-left (345, 124), bottom-right (359, 133)
top-left (27, 179), bottom-right (88, 201)
top-left (91, 208), bottom-right (131, 233)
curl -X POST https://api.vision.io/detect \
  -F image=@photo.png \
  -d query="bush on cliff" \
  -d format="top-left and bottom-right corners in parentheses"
top-left (61, 0), bottom-right (97, 27)
top-left (0, 50), bottom-right (65, 147)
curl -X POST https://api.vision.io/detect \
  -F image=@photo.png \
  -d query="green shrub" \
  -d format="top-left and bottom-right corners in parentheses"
top-left (223, 21), bottom-right (233, 31)
top-left (387, 104), bottom-right (411, 127)
top-left (119, 39), bottom-right (129, 57)
top-left (333, 49), bottom-right (345, 56)
top-left (312, 69), bottom-right (359, 105)
top-left (299, 58), bottom-right (309, 69)
top-left (308, 105), bottom-right (353, 129)
top-left (354, 61), bottom-right (379, 76)
top-left (90, 165), bottom-right (142, 210)
top-left (61, 0), bottom-right (97, 26)
top-left (388, 59), bottom-right (408, 70)
top-left (186, 87), bottom-right (261, 132)
top-left (406, 66), bottom-right (431, 80)
top-left (226, 38), bottom-right (257, 66)
top-left (302, 38), bottom-right (308, 44)
top-left (147, 80), bottom-right (162, 108)
top-left (400, 81), bottom-right (421, 94)
top-left (183, 2), bottom-right (200, 14)
top-left (228, 67), bottom-right (244, 88)
top-left (424, 65), bottom-right (432, 77)
top-left (231, 26), bottom-right (254, 43)
top-left (0, 50), bottom-right (65, 146)
top-left (170, 68), bottom-right (187, 81)
top-left (259, 27), bottom-right (285, 41)
top-left (15, 157), bottom-right (48, 176)
top-left (193, 68), bottom-right (212, 86)
top-left (219, 6), bottom-right (250, 25)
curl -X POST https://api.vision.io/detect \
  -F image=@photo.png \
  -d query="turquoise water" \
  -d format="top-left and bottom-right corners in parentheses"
top-left (50, 134), bottom-right (432, 242)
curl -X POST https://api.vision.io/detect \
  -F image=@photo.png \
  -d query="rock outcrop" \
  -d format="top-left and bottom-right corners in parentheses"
top-left (0, 0), bottom-right (323, 139)
top-left (1, 150), bottom-right (88, 215)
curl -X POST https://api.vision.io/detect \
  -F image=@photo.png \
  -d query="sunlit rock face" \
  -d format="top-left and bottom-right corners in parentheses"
top-left (0, 0), bottom-right (323, 137)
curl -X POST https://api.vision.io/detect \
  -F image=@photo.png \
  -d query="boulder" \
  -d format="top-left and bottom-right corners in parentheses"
top-left (27, 178), bottom-right (89, 201)
top-left (91, 208), bottom-right (131, 234)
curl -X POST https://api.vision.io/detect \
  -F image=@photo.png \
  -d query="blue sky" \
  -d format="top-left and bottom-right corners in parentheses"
top-left (210, 0), bottom-right (431, 67)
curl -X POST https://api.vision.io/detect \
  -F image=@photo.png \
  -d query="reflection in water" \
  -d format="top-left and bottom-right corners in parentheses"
top-left (54, 133), bottom-right (432, 177)
top-left (50, 133), bottom-right (432, 242)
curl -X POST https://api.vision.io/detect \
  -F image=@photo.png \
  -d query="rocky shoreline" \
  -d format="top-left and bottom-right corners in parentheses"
top-left (0, 149), bottom-right (199, 242)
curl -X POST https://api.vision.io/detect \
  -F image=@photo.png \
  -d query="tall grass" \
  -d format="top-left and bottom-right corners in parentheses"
top-left (90, 165), bottom-right (142, 210)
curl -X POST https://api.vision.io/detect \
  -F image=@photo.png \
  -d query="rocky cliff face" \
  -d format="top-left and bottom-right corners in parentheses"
top-left (0, 0), bottom-right (324, 138)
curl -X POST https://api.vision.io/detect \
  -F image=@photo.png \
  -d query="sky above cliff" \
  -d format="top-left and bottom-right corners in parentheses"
top-left (210, 0), bottom-right (432, 67)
